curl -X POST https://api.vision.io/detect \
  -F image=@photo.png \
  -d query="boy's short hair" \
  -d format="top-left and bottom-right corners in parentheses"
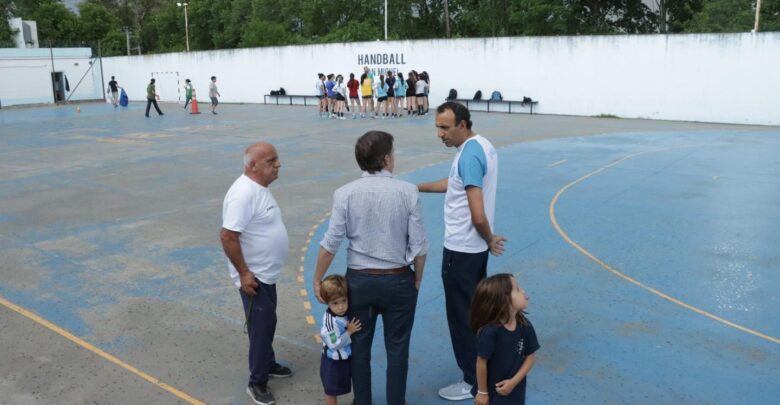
top-left (321, 274), bottom-right (348, 303)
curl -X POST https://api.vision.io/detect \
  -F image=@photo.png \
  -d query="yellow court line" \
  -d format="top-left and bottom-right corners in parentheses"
top-left (300, 211), bottom-right (333, 343)
top-left (0, 296), bottom-right (207, 404)
top-left (548, 148), bottom-right (780, 345)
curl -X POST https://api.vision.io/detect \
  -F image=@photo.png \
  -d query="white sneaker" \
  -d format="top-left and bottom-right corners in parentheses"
top-left (438, 381), bottom-right (473, 401)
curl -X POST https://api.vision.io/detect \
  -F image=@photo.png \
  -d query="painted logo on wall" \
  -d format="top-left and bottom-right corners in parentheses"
top-left (357, 53), bottom-right (407, 75)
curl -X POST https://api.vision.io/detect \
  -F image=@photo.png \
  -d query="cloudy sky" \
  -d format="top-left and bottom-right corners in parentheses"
top-left (63, 0), bottom-right (80, 13)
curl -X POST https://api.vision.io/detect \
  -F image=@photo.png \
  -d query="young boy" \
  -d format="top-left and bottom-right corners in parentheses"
top-left (319, 275), bottom-right (362, 405)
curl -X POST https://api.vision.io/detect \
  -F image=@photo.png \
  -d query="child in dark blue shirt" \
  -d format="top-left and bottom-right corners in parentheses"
top-left (470, 274), bottom-right (540, 405)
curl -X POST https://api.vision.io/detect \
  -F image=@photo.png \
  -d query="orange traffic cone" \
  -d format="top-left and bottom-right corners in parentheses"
top-left (190, 89), bottom-right (201, 114)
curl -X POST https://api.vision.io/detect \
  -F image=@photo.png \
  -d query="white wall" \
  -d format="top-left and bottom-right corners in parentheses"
top-left (27, 33), bottom-right (780, 125)
top-left (0, 48), bottom-right (103, 107)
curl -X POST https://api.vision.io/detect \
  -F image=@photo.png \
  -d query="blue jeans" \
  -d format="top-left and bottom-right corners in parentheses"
top-left (442, 248), bottom-right (489, 386)
top-left (239, 280), bottom-right (277, 387)
top-left (346, 268), bottom-right (418, 405)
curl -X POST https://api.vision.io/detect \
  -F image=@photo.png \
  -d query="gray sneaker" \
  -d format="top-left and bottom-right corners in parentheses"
top-left (246, 385), bottom-right (275, 405)
top-left (438, 381), bottom-right (473, 401)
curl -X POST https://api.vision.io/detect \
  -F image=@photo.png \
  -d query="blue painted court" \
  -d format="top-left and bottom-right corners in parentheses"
top-left (305, 130), bottom-right (780, 404)
top-left (1, 102), bottom-right (778, 404)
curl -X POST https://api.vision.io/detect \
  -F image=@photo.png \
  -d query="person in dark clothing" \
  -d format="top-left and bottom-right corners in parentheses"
top-left (145, 78), bottom-right (164, 117)
top-left (107, 76), bottom-right (119, 108)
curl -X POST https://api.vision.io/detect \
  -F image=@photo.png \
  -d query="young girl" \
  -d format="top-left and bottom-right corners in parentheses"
top-left (374, 74), bottom-right (389, 119)
top-left (470, 274), bottom-right (539, 405)
top-left (360, 71), bottom-right (374, 118)
top-left (347, 73), bottom-right (361, 119)
top-left (406, 71), bottom-right (417, 116)
top-left (395, 72), bottom-right (407, 118)
top-left (414, 72), bottom-right (427, 116)
top-left (334, 75), bottom-right (347, 119)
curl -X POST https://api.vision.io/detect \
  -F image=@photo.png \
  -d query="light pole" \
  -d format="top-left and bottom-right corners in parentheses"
top-left (123, 27), bottom-right (131, 56)
top-left (177, 2), bottom-right (190, 52)
top-left (384, 0), bottom-right (388, 40)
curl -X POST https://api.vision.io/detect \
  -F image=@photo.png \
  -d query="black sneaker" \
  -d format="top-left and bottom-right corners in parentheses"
top-left (269, 363), bottom-right (293, 378)
top-left (246, 385), bottom-right (275, 405)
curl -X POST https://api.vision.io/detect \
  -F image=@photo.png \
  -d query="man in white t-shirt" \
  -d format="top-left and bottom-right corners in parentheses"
top-left (209, 76), bottom-right (221, 115)
top-left (220, 142), bottom-right (293, 405)
top-left (417, 102), bottom-right (506, 402)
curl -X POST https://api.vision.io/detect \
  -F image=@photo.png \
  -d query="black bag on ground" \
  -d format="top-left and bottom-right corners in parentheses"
top-left (473, 90), bottom-right (482, 100)
top-left (447, 88), bottom-right (458, 101)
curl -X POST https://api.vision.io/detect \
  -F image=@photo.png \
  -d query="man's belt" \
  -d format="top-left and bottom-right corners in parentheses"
top-left (349, 266), bottom-right (408, 275)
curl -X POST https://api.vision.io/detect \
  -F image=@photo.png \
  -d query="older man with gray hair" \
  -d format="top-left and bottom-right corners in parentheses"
top-left (220, 142), bottom-right (293, 405)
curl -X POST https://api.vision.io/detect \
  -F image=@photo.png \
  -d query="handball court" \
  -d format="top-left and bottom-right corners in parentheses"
top-left (1, 102), bottom-right (778, 404)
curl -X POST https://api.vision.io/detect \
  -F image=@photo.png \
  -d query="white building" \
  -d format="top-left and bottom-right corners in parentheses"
top-left (0, 48), bottom-right (103, 107)
top-left (7, 17), bottom-right (39, 48)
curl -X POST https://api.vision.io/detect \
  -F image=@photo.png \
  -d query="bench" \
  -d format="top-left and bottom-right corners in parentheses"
top-left (264, 94), bottom-right (321, 106)
top-left (454, 98), bottom-right (539, 114)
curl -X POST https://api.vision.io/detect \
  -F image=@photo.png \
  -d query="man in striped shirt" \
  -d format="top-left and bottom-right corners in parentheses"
top-left (313, 130), bottom-right (429, 405)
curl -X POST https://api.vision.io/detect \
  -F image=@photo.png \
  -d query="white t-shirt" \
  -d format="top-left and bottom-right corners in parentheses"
top-left (335, 82), bottom-right (346, 96)
top-left (444, 135), bottom-right (498, 253)
top-left (222, 174), bottom-right (289, 287)
top-left (415, 79), bottom-right (427, 95)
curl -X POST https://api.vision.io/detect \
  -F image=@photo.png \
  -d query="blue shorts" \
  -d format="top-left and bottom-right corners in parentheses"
top-left (320, 354), bottom-right (351, 396)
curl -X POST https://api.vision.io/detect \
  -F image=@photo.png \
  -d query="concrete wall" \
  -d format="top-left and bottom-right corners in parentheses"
top-left (0, 48), bottom-right (102, 107)
top-left (23, 33), bottom-right (780, 125)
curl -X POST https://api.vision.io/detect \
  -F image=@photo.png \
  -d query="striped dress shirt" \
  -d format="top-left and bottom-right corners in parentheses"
top-left (320, 170), bottom-right (428, 270)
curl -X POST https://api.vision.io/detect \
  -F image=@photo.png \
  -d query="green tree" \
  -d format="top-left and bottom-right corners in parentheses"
top-left (1, 0), bottom-right (17, 47)
top-left (140, 2), bottom-right (185, 52)
top-left (79, 2), bottom-right (119, 40)
top-left (508, 0), bottom-right (574, 36)
top-left (100, 27), bottom-right (128, 55)
top-left (566, 0), bottom-right (656, 34)
top-left (653, 0), bottom-right (703, 33)
top-left (10, 0), bottom-right (83, 44)
top-left (685, 0), bottom-right (779, 32)
top-left (241, 18), bottom-right (293, 47)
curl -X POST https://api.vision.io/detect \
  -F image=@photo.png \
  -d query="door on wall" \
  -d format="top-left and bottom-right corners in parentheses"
top-left (51, 72), bottom-right (65, 102)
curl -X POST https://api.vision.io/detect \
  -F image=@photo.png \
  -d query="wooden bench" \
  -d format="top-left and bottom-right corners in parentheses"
top-left (454, 98), bottom-right (539, 114)
top-left (264, 94), bottom-right (321, 106)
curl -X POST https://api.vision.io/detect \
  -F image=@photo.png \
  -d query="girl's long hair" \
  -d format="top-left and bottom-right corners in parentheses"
top-left (469, 273), bottom-right (529, 335)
